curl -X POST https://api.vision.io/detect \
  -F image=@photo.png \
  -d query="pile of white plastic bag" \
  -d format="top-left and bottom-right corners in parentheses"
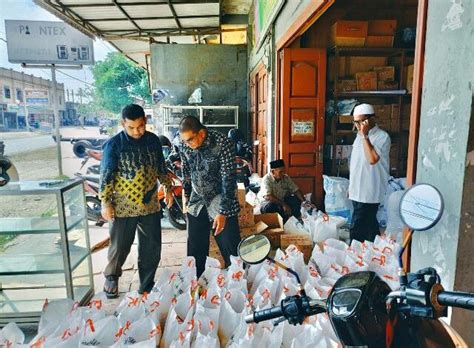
top-left (1, 235), bottom-right (401, 348)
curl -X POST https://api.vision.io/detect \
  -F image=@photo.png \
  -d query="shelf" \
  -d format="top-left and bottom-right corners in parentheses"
top-left (334, 90), bottom-right (408, 98)
top-left (329, 46), bottom-right (415, 57)
top-left (0, 179), bottom-right (82, 196)
top-left (0, 246), bottom-right (90, 276)
top-left (0, 215), bottom-right (84, 235)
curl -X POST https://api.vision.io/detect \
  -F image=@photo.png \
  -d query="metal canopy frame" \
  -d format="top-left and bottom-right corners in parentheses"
top-left (34, 0), bottom-right (251, 67)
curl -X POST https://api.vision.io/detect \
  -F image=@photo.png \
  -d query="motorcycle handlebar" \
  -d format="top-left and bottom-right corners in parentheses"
top-left (438, 291), bottom-right (474, 310)
top-left (245, 305), bottom-right (283, 324)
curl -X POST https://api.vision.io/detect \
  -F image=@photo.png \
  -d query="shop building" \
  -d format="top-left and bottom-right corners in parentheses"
top-left (0, 67), bottom-right (66, 131)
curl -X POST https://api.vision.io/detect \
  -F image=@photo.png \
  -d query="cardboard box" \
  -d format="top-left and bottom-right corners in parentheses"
top-left (328, 56), bottom-right (388, 81)
top-left (373, 104), bottom-right (392, 120)
top-left (280, 234), bottom-right (313, 263)
top-left (407, 65), bottom-right (414, 93)
top-left (338, 115), bottom-right (353, 124)
top-left (368, 20), bottom-right (397, 36)
top-left (377, 80), bottom-right (399, 91)
top-left (330, 20), bottom-right (368, 47)
top-left (254, 213), bottom-right (284, 229)
top-left (240, 221), bottom-right (269, 238)
top-left (373, 66), bottom-right (395, 82)
top-left (391, 104), bottom-right (401, 119)
top-left (356, 71), bottom-right (377, 91)
top-left (336, 79), bottom-right (357, 92)
top-left (366, 35), bottom-right (394, 47)
top-left (238, 202), bottom-right (254, 228)
top-left (237, 183), bottom-right (246, 207)
top-left (262, 228), bottom-right (285, 248)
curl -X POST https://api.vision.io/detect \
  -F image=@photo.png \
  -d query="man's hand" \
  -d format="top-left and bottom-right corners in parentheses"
top-left (182, 195), bottom-right (189, 214)
top-left (358, 119), bottom-right (370, 137)
top-left (165, 190), bottom-right (174, 208)
top-left (102, 206), bottom-right (115, 221)
top-left (282, 203), bottom-right (292, 215)
top-left (213, 214), bottom-right (227, 236)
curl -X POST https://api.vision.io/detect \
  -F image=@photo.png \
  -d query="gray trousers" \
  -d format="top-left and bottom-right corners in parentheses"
top-left (104, 212), bottom-right (162, 293)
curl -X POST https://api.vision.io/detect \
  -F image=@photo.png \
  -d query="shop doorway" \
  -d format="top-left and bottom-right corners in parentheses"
top-left (279, 48), bottom-right (327, 206)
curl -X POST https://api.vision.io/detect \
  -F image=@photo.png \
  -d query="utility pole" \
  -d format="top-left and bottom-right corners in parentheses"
top-left (50, 66), bottom-right (63, 176)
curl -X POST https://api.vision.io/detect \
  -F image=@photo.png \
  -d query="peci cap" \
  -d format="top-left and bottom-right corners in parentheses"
top-left (353, 103), bottom-right (375, 117)
top-left (270, 159), bottom-right (285, 169)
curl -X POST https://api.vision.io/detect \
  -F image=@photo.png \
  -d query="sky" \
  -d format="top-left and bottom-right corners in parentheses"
top-left (0, 0), bottom-right (117, 101)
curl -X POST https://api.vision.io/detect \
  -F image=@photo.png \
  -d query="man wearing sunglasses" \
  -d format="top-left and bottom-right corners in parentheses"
top-left (178, 116), bottom-right (240, 277)
top-left (349, 103), bottom-right (391, 243)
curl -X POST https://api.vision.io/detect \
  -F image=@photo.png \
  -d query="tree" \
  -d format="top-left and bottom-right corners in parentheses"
top-left (91, 53), bottom-right (151, 113)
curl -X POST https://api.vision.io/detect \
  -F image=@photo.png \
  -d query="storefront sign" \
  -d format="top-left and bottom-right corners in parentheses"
top-left (25, 89), bottom-right (49, 104)
top-left (5, 20), bottom-right (94, 65)
top-left (253, 0), bottom-right (285, 49)
top-left (292, 120), bottom-right (314, 136)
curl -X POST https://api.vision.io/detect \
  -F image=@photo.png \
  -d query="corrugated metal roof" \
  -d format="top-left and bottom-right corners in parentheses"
top-left (34, 0), bottom-right (248, 67)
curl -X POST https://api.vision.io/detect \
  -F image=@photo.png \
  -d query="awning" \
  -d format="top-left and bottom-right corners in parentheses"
top-left (34, 0), bottom-right (251, 68)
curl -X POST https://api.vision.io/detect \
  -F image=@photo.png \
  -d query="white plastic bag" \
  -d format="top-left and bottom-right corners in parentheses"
top-left (114, 292), bottom-right (147, 326)
top-left (38, 299), bottom-right (75, 334)
top-left (80, 316), bottom-right (121, 347)
top-left (284, 216), bottom-right (309, 235)
top-left (0, 322), bottom-right (25, 347)
top-left (218, 289), bottom-right (247, 347)
top-left (377, 177), bottom-right (406, 227)
top-left (115, 317), bottom-right (160, 347)
top-left (323, 175), bottom-right (353, 223)
top-left (312, 215), bottom-right (339, 243)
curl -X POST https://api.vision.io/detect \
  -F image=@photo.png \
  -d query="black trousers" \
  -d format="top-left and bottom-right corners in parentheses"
top-left (350, 201), bottom-right (380, 243)
top-left (260, 195), bottom-right (302, 222)
top-left (187, 207), bottom-right (240, 278)
top-left (104, 212), bottom-right (162, 293)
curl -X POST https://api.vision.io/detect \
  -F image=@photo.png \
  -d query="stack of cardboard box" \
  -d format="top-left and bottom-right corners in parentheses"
top-left (208, 184), bottom-right (313, 266)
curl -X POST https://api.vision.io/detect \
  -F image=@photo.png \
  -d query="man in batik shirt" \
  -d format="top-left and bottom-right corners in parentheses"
top-left (178, 116), bottom-right (240, 277)
top-left (100, 104), bottom-right (172, 298)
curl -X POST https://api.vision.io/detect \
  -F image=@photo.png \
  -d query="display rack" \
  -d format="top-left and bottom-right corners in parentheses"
top-left (327, 46), bottom-right (414, 177)
top-left (0, 179), bottom-right (94, 326)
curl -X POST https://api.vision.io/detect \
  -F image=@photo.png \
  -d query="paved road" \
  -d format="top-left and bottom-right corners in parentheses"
top-left (2, 135), bottom-right (55, 156)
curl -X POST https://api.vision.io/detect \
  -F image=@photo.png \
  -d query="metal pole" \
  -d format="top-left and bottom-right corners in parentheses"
top-left (51, 66), bottom-right (63, 176)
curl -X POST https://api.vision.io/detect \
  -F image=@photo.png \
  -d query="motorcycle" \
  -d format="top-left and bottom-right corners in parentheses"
top-left (238, 183), bottom-right (474, 347)
top-left (235, 156), bottom-right (253, 189)
top-left (158, 166), bottom-right (186, 230)
top-left (74, 172), bottom-right (105, 227)
top-left (79, 149), bottom-right (102, 175)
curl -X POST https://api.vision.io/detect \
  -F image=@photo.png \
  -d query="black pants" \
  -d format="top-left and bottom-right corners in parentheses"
top-left (260, 195), bottom-right (302, 222)
top-left (104, 212), bottom-right (162, 293)
top-left (350, 201), bottom-right (380, 243)
top-left (187, 207), bottom-right (240, 278)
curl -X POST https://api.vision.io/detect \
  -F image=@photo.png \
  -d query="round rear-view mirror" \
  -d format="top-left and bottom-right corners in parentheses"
top-left (238, 234), bottom-right (271, 265)
top-left (399, 183), bottom-right (444, 231)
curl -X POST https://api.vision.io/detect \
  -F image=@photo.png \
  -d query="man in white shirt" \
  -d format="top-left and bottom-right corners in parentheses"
top-left (259, 159), bottom-right (310, 222)
top-left (349, 104), bottom-right (391, 242)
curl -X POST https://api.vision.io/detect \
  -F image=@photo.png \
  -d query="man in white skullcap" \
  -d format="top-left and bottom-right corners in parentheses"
top-left (349, 103), bottom-right (391, 242)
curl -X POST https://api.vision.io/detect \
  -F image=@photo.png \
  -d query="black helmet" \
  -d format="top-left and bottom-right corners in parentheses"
top-left (158, 135), bottom-right (172, 147)
top-left (0, 157), bottom-right (12, 187)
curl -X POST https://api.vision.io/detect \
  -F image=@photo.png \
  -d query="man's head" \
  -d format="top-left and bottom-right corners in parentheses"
top-left (179, 116), bottom-right (207, 149)
top-left (121, 104), bottom-right (146, 139)
top-left (269, 159), bottom-right (285, 180)
top-left (352, 103), bottom-right (376, 130)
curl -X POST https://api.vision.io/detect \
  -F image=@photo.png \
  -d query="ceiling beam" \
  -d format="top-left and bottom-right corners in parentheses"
top-left (66, 1), bottom-right (219, 8)
top-left (167, 0), bottom-right (182, 29)
top-left (102, 26), bottom-right (218, 33)
top-left (88, 15), bottom-right (220, 22)
top-left (112, 0), bottom-right (143, 34)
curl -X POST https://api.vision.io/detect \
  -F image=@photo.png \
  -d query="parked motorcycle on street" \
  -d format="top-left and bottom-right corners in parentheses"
top-left (158, 167), bottom-right (186, 230)
top-left (74, 172), bottom-right (105, 227)
top-left (239, 184), bottom-right (474, 347)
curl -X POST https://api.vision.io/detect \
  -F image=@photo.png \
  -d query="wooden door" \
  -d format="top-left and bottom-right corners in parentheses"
top-left (250, 65), bottom-right (268, 177)
top-left (280, 48), bottom-right (326, 206)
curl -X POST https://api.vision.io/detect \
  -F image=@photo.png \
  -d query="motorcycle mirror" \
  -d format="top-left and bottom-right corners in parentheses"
top-left (399, 183), bottom-right (444, 231)
top-left (238, 234), bottom-right (271, 264)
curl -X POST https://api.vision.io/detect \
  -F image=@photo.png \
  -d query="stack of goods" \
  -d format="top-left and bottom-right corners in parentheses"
top-left (356, 65), bottom-right (398, 92)
top-left (330, 19), bottom-right (397, 48)
top-left (1, 236), bottom-right (401, 347)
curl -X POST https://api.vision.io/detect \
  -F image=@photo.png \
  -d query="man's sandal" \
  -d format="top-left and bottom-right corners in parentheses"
top-left (104, 276), bottom-right (119, 299)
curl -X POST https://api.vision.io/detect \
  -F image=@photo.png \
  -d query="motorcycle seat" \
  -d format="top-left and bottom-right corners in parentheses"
top-left (84, 174), bottom-right (100, 184)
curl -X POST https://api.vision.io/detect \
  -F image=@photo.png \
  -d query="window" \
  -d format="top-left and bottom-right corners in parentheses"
top-left (4, 86), bottom-right (11, 99)
top-left (16, 88), bottom-right (23, 102)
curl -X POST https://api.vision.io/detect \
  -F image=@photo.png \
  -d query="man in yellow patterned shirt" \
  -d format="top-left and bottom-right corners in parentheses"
top-left (99, 104), bottom-right (172, 298)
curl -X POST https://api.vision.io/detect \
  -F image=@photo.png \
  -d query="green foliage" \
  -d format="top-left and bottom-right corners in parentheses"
top-left (91, 53), bottom-right (151, 113)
